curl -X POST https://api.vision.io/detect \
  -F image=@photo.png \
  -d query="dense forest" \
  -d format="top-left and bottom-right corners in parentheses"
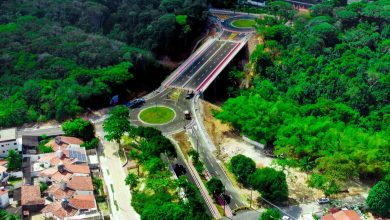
top-left (0, 0), bottom-right (208, 127)
top-left (217, 0), bottom-right (389, 195)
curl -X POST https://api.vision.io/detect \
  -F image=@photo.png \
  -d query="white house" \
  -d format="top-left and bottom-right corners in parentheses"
top-left (0, 188), bottom-right (9, 208)
top-left (0, 128), bottom-right (19, 157)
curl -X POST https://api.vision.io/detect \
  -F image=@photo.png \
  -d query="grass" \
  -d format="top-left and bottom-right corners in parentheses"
top-left (98, 201), bottom-right (110, 215)
top-left (231, 19), bottom-right (256, 28)
top-left (8, 177), bottom-right (22, 187)
top-left (139, 106), bottom-right (175, 124)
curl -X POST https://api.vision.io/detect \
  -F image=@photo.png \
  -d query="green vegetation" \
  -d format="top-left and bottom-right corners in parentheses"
top-left (229, 155), bottom-right (288, 203)
top-left (366, 180), bottom-right (390, 217)
top-left (126, 126), bottom-right (209, 220)
top-left (0, 0), bottom-right (208, 127)
top-left (125, 173), bottom-right (139, 190)
top-left (6, 150), bottom-right (21, 171)
top-left (103, 106), bottom-right (131, 145)
top-left (206, 177), bottom-right (225, 196)
top-left (250, 167), bottom-right (289, 203)
top-left (40, 182), bottom-right (48, 193)
top-left (62, 118), bottom-right (95, 141)
top-left (139, 106), bottom-right (175, 124)
top-left (0, 210), bottom-right (20, 220)
top-left (188, 149), bottom-right (205, 174)
top-left (217, 0), bottom-right (390, 196)
top-left (38, 138), bottom-right (53, 154)
top-left (230, 154), bottom-right (256, 185)
top-left (259, 208), bottom-right (282, 220)
top-left (231, 19), bottom-right (256, 28)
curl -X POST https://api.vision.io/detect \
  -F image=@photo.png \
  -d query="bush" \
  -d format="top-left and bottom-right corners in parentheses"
top-left (81, 138), bottom-right (99, 150)
top-left (206, 177), bottom-right (225, 197)
top-left (366, 181), bottom-right (390, 217)
top-left (250, 167), bottom-right (289, 203)
top-left (259, 208), bottom-right (282, 220)
top-left (40, 182), bottom-right (48, 193)
top-left (62, 118), bottom-right (95, 141)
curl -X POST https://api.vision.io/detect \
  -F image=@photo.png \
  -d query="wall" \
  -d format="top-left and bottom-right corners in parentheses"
top-left (0, 140), bottom-right (19, 157)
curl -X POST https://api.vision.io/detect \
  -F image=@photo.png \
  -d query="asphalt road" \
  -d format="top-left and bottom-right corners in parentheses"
top-left (171, 40), bottom-right (224, 87)
top-left (185, 41), bottom-right (237, 91)
top-left (187, 125), bottom-right (246, 210)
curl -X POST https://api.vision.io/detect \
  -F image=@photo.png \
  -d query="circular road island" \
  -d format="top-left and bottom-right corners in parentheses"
top-left (231, 19), bottom-right (256, 28)
top-left (138, 106), bottom-right (176, 125)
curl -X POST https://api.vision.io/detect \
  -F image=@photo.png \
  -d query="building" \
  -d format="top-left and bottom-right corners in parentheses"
top-left (22, 135), bottom-right (40, 154)
top-left (21, 185), bottom-right (45, 213)
top-left (0, 128), bottom-right (19, 157)
top-left (46, 136), bottom-right (84, 151)
top-left (0, 160), bottom-right (9, 185)
top-left (0, 188), bottom-right (9, 208)
top-left (322, 210), bottom-right (362, 220)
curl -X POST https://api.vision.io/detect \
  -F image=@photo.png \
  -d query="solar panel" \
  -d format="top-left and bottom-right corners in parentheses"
top-left (68, 149), bottom-right (87, 162)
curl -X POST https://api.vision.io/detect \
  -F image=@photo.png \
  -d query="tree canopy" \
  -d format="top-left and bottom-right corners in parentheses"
top-left (6, 150), bottom-right (22, 171)
top-left (217, 0), bottom-right (390, 195)
top-left (259, 208), bottom-right (282, 220)
top-left (62, 118), bottom-right (95, 141)
top-left (366, 180), bottom-right (390, 217)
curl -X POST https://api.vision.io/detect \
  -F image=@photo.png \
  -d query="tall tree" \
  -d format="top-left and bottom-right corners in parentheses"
top-left (103, 106), bottom-right (130, 145)
top-left (6, 150), bottom-right (22, 171)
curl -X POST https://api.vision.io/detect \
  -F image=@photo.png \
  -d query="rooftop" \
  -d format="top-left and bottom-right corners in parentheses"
top-left (68, 194), bottom-right (96, 209)
top-left (0, 128), bottom-right (16, 142)
top-left (41, 202), bottom-right (77, 219)
top-left (46, 184), bottom-right (75, 200)
top-left (322, 210), bottom-right (361, 220)
top-left (21, 185), bottom-right (45, 206)
top-left (67, 176), bottom-right (93, 191)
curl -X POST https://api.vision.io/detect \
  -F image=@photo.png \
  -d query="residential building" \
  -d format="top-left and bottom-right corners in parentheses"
top-left (0, 160), bottom-right (9, 185)
top-left (0, 128), bottom-right (19, 157)
top-left (322, 210), bottom-right (362, 220)
top-left (0, 188), bottom-right (9, 208)
top-left (21, 185), bottom-right (45, 213)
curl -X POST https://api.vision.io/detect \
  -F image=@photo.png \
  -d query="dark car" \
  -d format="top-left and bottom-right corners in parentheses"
top-left (185, 91), bottom-right (194, 99)
top-left (126, 98), bottom-right (145, 108)
top-left (318, 198), bottom-right (330, 204)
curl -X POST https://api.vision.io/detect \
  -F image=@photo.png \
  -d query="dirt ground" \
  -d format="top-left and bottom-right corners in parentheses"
top-left (202, 101), bottom-right (327, 204)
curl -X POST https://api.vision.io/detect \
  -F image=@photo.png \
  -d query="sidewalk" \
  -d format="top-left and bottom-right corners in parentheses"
top-left (96, 127), bottom-right (140, 220)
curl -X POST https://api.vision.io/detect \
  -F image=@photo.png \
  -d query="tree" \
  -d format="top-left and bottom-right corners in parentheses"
top-left (206, 177), bottom-right (225, 196)
top-left (366, 181), bottom-right (390, 217)
top-left (40, 182), bottom-right (48, 193)
top-left (62, 118), bottom-right (95, 141)
top-left (125, 173), bottom-right (139, 190)
top-left (0, 210), bottom-right (20, 220)
top-left (259, 208), bottom-right (282, 220)
top-left (6, 150), bottom-right (22, 171)
top-left (250, 167), bottom-right (289, 203)
top-left (230, 154), bottom-right (256, 184)
top-left (103, 106), bottom-right (130, 145)
top-left (81, 138), bottom-right (99, 150)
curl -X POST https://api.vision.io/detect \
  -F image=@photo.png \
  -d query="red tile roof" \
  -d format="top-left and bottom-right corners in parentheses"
top-left (68, 194), bottom-right (96, 210)
top-left (0, 189), bottom-right (8, 196)
top-left (21, 185), bottom-right (45, 206)
top-left (65, 164), bottom-right (90, 174)
top-left (67, 176), bottom-right (93, 191)
top-left (322, 210), bottom-right (361, 220)
top-left (46, 136), bottom-right (84, 151)
top-left (41, 202), bottom-right (77, 218)
top-left (46, 184), bottom-right (75, 200)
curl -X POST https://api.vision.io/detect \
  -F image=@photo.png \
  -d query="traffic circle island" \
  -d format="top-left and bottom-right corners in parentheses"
top-left (138, 106), bottom-right (176, 125)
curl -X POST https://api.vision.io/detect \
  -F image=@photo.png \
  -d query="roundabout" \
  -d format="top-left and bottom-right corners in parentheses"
top-left (138, 105), bottom-right (176, 125)
top-left (231, 19), bottom-right (256, 28)
top-left (220, 15), bottom-right (257, 32)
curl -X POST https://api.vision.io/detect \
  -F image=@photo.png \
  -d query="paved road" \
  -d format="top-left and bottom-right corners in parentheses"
top-left (187, 125), bottom-right (246, 210)
top-left (96, 124), bottom-right (140, 220)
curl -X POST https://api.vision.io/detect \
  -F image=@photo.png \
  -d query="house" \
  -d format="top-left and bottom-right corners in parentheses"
top-left (0, 128), bottom-right (19, 157)
top-left (0, 160), bottom-right (9, 185)
top-left (41, 195), bottom-right (98, 220)
top-left (21, 185), bottom-right (45, 213)
top-left (322, 210), bottom-right (362, 220)
top-left (0, 188), bottom-right (9, 208)
top-left (22, 135), bottom-right (40, 154)
top-left (46, 136), bottom-right (84, 151)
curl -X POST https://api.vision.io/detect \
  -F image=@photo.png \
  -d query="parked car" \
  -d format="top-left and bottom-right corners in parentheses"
top-left (318, 197), bottom-right (330, 204)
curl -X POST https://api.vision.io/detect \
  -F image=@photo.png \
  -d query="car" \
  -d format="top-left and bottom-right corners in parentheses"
top-left (318, 198), bottom-right (330, 204)
top-left (125, 98), bottom-right (145, 108)
top-left (185, 91), bottom-right (194, 99)
top-left (282, 216), bottom-right (290, 220)
top-left (184, 110), bottom-right (191, 120)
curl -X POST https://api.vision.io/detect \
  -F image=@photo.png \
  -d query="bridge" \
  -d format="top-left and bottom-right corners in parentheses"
top-left (162, 14), bottom-right (253, 93)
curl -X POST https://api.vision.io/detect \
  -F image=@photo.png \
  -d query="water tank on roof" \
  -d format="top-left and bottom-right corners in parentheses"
top-left (57, 162), bottom-right (65, 173)
top-left (60, 180), bottom-right (67, 190)
top-left (61, 198), bottom-right (69, 208)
